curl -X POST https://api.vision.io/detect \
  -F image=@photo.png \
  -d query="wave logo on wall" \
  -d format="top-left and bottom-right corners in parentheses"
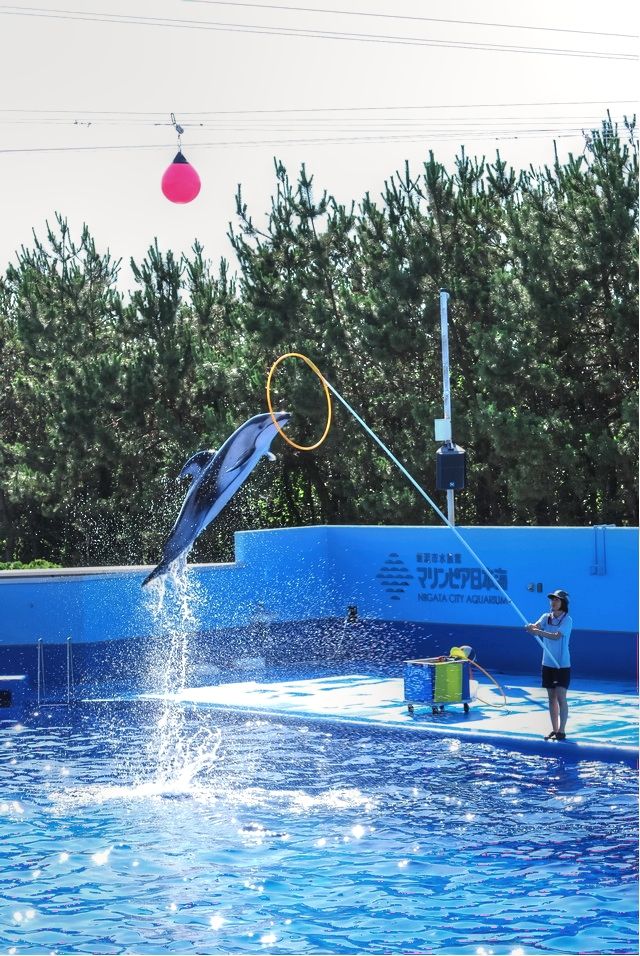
top-left (376, 552), bottom-right (414, 601)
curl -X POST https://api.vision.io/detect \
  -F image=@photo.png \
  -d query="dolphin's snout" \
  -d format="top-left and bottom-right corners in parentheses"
top-left (274, 411), bottom-right (292, 428)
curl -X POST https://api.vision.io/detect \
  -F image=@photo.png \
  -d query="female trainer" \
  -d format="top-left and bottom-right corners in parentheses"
top-left (525, 589), bottom-right (573, 741)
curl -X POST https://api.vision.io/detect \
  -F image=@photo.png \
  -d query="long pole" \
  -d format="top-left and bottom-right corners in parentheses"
top-left (323, 379), bottom-right (559, 667)
top-left (439, 289), bottom-right (455, 526)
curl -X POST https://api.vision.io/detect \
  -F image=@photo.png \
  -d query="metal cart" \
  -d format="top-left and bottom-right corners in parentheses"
top-left (403, 656), bottom-right (472, 715)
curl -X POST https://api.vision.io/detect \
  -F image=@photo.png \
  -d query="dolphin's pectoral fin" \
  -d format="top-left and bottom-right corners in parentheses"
top-left (265, 452), bottom-right (276, 462)
top-left (225, 447), bottom-right (255, 473)
top-left (178, 449), bottom-right (217, 481)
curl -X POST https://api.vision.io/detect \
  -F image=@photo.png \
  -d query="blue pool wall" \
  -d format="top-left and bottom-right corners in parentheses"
top-left (0, 525), bottom-right (637, 692)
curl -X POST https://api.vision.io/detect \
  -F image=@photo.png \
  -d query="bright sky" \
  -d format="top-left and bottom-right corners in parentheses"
top-left (0, 0), bottom-right (637, 288)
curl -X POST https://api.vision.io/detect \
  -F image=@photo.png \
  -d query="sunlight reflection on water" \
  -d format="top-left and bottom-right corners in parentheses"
top-left (2, 707), bottom-right (638, 956)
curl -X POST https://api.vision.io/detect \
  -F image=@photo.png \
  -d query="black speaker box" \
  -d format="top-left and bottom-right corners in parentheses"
top-left (436, 444), bottom-right (466, 490)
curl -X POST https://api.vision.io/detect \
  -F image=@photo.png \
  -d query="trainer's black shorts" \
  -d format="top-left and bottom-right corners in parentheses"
top-left (541, 665), bottom-right (571, 689)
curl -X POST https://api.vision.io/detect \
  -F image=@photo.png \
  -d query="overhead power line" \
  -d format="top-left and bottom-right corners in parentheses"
top-left (0, 106), bottom-right (631, 148)
top-left (184, 0), bottom-right (640, 40)
top-left (0, 6), bottom-right (636, 60)
top-left (0, 114), bottom-right (628, 133)
top-left (0, 117), bottom-right (622, 129)
top-left (0, 128), bottom-right (621, 156)
top-left (0, 100), bottom-right (635, 119)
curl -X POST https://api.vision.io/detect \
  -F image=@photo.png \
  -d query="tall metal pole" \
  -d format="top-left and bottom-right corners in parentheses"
top-left (439, 289), bottom-right (455, 525)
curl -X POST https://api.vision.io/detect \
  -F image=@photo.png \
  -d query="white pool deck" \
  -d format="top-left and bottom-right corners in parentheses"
top-left (169, 671), bottom-right (639, 765)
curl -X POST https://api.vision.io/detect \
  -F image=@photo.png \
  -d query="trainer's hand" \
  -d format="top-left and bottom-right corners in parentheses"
top-left (525, 623), bottom-right (535, 632)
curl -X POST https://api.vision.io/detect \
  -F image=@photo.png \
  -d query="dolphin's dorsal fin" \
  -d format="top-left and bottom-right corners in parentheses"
top-left (178, 449), bottom-right (216, 481)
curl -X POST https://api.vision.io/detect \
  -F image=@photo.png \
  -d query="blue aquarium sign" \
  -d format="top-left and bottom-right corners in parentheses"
top-left (378, 551), bottom-right (509, 604)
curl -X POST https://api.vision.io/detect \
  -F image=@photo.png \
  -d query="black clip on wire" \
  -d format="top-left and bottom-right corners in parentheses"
top-left (170, 113), bottom-right (184, 152)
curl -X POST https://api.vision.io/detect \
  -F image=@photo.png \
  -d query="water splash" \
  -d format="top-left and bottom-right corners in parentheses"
top-left (48, 727), bottom-right (223, 811)
top-left (142, 561), bottom-right (222, 789)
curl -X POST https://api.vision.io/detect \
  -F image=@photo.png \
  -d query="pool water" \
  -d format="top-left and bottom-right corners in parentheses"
top-left (1, 701), bottom-right (637, 955)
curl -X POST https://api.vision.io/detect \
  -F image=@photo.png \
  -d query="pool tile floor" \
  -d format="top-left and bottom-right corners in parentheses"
top-left (173, 673), bottom-right (638, 763)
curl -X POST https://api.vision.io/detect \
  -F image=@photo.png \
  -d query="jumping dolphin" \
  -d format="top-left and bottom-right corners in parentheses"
top-left (142, 411), bottom-right (291, 587)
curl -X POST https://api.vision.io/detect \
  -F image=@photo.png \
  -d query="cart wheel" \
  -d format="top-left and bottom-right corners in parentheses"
top-left (432, 706), bottom-right (439, 715)
top-left (439, 705), bottom-right (445, 712)
top-left (463, 702), bottom-right (470, 714)
top-left (407, 704), bottom-right (414, 715)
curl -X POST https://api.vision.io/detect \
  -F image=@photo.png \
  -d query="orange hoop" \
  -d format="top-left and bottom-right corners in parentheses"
top-left (266, 352), bottom-right (332, 451)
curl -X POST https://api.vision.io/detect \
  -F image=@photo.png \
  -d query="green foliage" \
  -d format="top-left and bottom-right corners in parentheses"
top-left (0, 559), bottom-right (61, 570)
top-left (0, 119), bottom-right (636, 566)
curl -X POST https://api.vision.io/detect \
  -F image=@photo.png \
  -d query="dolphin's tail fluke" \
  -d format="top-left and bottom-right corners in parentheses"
top-left (141, 561), bottom-right (171, 588)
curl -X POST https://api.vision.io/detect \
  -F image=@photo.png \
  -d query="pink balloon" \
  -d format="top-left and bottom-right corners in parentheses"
top-left (161, 151), bottom-right (201, 204)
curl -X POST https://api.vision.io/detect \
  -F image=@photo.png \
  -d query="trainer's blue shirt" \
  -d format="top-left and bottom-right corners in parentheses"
top-left (535, 612), bottom-right (573, 668)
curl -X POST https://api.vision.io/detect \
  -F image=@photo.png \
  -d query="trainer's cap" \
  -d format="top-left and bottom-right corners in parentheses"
top-left (547, 589), bottom-right (569, 600)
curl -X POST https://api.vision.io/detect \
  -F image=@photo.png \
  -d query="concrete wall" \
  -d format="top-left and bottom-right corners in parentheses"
top-left (0, 525), bottom-right (637, 685)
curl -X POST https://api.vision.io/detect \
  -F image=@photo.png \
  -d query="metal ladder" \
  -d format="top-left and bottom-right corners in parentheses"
top-left (36, 636), bottom-right (76, 707)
